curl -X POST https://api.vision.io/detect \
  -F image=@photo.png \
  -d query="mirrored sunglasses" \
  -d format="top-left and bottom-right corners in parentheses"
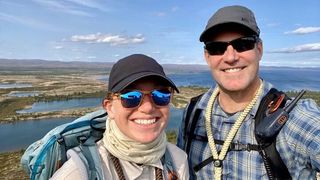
top-left (205, 36), bottom-right (259, 55)
top-left (113, 89), bottom-right (172, 108)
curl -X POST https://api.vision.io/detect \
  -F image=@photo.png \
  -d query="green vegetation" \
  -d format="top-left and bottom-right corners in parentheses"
top-left (0, 150), bottom-right (28, 180)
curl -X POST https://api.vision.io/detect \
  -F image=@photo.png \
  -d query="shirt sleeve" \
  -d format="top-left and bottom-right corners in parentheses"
top-left (50, 149), bottom-right (89, 180)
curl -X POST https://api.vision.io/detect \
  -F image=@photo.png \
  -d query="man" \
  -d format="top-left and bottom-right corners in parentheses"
top-left (177, 5), bottom-right (320, 179)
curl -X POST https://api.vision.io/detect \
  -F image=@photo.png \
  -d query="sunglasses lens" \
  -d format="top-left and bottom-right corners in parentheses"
top-left (205, 42), bottom-right (228, 55)
top-left (205, 36), bottom-right (257, 55)
top-left (151, 89), bottom-right (171, 106)
top-left (232, 37), bottom-right (256, 52)
top-left (120, 91), bottom-right (142, 108)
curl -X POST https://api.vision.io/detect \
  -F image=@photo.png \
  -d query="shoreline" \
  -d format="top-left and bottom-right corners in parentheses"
top-left (1, 88), bottom-right (320, 124)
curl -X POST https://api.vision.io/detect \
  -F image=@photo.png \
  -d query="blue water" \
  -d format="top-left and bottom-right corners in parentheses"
top-left (17, 98), bottom-right (104, 113)
top-left (0, 117), bottom-right (74, 152)
top-left (168, 67), bottom-right (320, 91)
top-left (0, 83), bottom-right (32, 89)
top-left (8, 92), bottom-right (39, 97)
top-left (0, 107), bottom-right (183, 152)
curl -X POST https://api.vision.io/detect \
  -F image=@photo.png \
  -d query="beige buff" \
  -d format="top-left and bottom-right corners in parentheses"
top-left (103, 117), bottom-right (167, 165)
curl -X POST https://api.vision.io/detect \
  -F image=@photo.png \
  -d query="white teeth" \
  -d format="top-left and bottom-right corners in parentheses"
top-left (224, 68), bottom-right (242, 73)
top-left (134, 118), bottom-right (156, 125)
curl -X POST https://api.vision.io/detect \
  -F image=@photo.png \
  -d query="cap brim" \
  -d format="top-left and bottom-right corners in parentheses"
top-left (199, 22), bottom-right (258, 42)
top-left (111, 72), bottom-right (179, 93)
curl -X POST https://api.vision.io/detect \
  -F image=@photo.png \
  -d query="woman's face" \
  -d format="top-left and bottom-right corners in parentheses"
top-left (103, 78), bottom-right (171, 144)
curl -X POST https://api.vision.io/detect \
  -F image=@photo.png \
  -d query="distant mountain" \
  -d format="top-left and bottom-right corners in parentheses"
top-left (0, 59), bottom-right (209, 73)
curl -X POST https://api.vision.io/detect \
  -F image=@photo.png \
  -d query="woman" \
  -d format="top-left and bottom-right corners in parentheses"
top-left (51, 54), bottom-right (189, 180)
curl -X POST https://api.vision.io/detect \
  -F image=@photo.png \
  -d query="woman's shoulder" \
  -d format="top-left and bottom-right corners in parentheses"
top-left (166, 143), bottom-right (187, 160)
top-left (50, 148), bottom-right (88, 180)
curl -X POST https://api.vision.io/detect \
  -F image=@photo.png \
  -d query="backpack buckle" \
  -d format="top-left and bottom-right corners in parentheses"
top-left (233, 142), bottom-right (250, 151)
top-left (78, 136), bottom-right (88, 144)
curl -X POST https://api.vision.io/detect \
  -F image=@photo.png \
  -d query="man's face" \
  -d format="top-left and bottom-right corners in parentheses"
top-left (103, 78), bottom-right (170, 144)
top-left (204, 31), bottom-right (263, 93)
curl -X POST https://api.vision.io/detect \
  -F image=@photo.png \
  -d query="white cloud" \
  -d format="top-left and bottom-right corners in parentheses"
top-left (87, 56), bottom-right (96, 59)
top-left (70, 33), bottom-right (145, 46)
top-left (268, 43), bottom-right (320, 53)
top-left (65, 0), bottom-right (109, 12)
top-left (31, 0), bottom-right (93, 17)
top-left (54, 46), bottom-right (64, 49)
top-left (0, 12), bottom-right (62, 31)
top-left (267, 23), bottom-right (280, 27)
top-left (156, 12), bottom-right (166, 17)
top-left (285, 27), bottom-right (320, 35)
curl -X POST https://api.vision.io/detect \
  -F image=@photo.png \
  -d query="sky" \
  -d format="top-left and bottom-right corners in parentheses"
top-left (0, 0), bottom-right (320, 67)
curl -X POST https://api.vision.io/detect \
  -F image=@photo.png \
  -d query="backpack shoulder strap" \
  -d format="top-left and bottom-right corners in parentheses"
top-left (162, 146), bottom-right (178, 180)
top-left (184, 93), bottom-right (204, 154)
top-left (254, 88), bottom-right (291, 180)
top-left (77, 144), bottom-right (105, 180)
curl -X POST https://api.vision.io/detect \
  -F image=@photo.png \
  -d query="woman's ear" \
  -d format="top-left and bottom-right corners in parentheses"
top-left (103, 99), bottom-right (115, 119)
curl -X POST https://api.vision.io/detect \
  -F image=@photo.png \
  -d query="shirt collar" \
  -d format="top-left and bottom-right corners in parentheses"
top-left (196, 80), bottom-right (274, 118)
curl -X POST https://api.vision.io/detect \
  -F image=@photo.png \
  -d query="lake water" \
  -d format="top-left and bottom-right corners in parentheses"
top-left (0, 83), bottom-right (32, 89)
top-left (16, 98), bottom-right (104, 113)
top-left (0, 107), bottom-right (183, 152)
top-left (168, 67), bottom-right (320, 91)
top-left (8, 92), bottom-right (39, 97)
top-left (96, 67), bottom-right (320, 91)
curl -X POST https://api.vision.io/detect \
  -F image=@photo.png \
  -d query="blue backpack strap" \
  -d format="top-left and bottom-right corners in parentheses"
top-left (79, 144), bottom-right (104, 180)
top-left (162, 147), bottom-right (178, 180)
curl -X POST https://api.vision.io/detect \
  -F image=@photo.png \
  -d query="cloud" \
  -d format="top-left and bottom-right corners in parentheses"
top-left (268, 43), bottom-right (320, 53)
top-left (156, 12), bottom-right (166, 17)
top-left (54, 46), bottom-right (64, 49)
top-left (65, 0), bottom-right (109, 12)
top-left (266, 23), bottom-right (280, 27)
top-left (285, 27), bottom-right (320, 35)
top-left (87, 56), bottom-right (96, 59)
top-left (70, 33), bottom-right (145, 46)
top-left (31, 0), bottom-right (94, 17)
top-left (0, 12), bottom-right (62, 31)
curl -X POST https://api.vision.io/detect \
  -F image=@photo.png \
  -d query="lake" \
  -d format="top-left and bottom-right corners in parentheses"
top-left (96, 67), bottom-right (320, 91)
top-left (0, 83), bottom-right (32, 89)
top-left (1, 66), bottom-right (319, 152)
top-left (1, 105), bottom-right (183, 153)
top-left (168, 67), bottom-right (320, 91)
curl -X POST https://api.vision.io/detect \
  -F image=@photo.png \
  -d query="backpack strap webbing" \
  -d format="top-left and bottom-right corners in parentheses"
top-left (254, 88), bottom-right (291, 180)
top-left (78, 144), bottom-right (104, 180)
top-left (184, 93), bottom-right (204, 155)
top-left (161, 147), bottom-right (178, 180)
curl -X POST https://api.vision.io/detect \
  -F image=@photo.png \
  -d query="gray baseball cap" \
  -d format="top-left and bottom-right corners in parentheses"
top-left (199, 5), bottom-right (260, 42)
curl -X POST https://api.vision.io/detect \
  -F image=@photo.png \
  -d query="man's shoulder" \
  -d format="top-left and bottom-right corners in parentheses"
top-left (292, 98), bottom-right (320, 117)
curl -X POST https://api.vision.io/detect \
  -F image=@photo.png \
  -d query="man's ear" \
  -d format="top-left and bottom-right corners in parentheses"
top-left (257, 41), bottom-right (263, 61)
top-left (103, 99), bottom-right (115, 119)
top-left (204, 49), bottom-right (212, 68)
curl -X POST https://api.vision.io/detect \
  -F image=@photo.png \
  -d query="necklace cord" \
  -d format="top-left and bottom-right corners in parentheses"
top-left (205, 82), bottom-right (263, 180)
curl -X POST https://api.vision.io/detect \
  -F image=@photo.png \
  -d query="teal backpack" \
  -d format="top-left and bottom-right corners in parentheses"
top-left (21, 109), bottom-right (177, 180)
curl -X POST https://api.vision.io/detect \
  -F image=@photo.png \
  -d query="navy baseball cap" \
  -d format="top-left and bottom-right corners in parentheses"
top-left (108, 54), bottom-right (179, 93)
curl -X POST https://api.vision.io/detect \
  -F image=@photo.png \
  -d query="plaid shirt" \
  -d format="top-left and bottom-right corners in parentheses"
top-left (177, 81), bottom-right (320, 179)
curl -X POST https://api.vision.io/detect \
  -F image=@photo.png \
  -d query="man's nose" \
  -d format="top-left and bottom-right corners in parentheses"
top-left (223, 45), bottom-right (239, 63)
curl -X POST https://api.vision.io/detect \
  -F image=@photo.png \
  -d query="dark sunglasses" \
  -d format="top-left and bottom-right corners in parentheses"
top-left (113, 89), bottom-right (172, 108)
top-left (205, 36), bottom-right (259, 55)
